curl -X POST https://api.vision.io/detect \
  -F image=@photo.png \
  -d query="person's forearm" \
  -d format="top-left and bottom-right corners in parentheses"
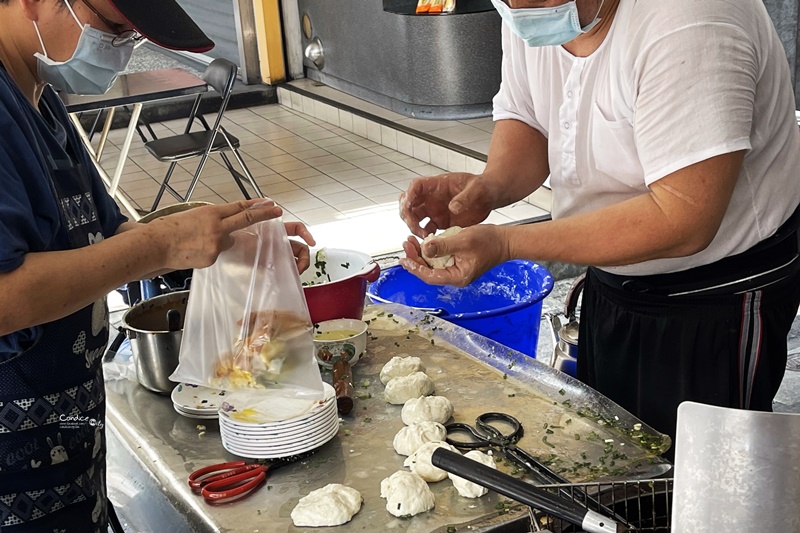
top-left (503, 151), bottom-right (743, 268)
top-left (0, 228), bottom-right (166, 335)
top-left (505, 193), bottom-right (713, 268)
top-left (481, 119), bottom-right (550, 208)
top-left (116, 221), bottom-right (174, 280)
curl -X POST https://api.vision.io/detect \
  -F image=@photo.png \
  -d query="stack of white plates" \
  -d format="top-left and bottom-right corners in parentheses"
top-left (171, 383), bottom-right (227, 419)
top-left (218, 383), bottom-right (338, 459)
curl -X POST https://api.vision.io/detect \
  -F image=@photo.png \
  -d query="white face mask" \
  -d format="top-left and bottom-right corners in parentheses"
top-left (33, 1), bottom-right (134, 95)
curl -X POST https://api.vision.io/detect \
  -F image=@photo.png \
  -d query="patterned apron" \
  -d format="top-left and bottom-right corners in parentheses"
top-left (0, 94), bottom-right (110, 532)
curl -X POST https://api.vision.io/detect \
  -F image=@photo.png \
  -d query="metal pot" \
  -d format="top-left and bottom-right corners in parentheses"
top-left (136, 201), bottom-right (212, 224)
top-left (547, 273), bottom-right (585, 376)
top-left (120, 291), bottom-right (189, 394)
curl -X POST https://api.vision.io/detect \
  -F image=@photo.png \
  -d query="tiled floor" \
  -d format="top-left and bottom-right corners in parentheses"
top-left (98, 102), bottom-right (547, 256)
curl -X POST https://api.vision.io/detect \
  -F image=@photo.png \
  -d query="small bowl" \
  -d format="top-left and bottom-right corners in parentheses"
top-left (312, 319), bottom-right (368, 368)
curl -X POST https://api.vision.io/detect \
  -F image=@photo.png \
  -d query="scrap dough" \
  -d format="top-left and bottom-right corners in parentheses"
top-left (380, 470), bottom-right (435, 517)
top-left (449, 450), bottom-right (497, 498)
top-left (403, 441), bottom-right (461, 482)
top-left (401, 396), bottom-right (454, 425)
top-left (385, 372), bottom-right (435, 404)
top-left (291, 483), bottom-right (363, 527)
top-left (393, 421), bottom-right (447, 456)
top-left (380, 356), bottom-right (426, 385)
top-left (421, 226), bottom-right (463, 269)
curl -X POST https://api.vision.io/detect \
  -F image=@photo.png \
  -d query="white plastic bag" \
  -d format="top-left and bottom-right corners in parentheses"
top-left (171, 218), bottom-right (324, 399)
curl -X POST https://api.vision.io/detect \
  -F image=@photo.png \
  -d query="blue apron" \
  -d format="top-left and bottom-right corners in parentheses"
top-left (0, 89), bottom-right (109, 532)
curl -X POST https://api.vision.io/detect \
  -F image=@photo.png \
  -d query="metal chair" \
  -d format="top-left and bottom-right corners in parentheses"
top-left (145, 58), bottom-right (264, 210)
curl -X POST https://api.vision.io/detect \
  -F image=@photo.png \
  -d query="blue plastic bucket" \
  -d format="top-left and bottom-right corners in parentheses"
top-left (368, 260), bottom-right (554, 357)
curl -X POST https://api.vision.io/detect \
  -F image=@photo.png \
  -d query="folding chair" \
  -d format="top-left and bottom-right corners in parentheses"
top-left (146, 58), bottom-right (264, 211)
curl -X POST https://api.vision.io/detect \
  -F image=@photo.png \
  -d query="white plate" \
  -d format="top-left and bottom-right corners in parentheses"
top-left (173, 405), bottom-right (219, 420)
top-left (220, 411), bottom-right (337, 446)
top-left (171, 383), bottom-right (227, 413)
top-left (218, 398), bottom-right (336, 434)
top-left (174, 404), bottom-right (219, 416)
top-left (218, 384), bottom-right (335, 427)
top-left (220, 407), bottom-right (336, 440)
top-left (220, 423), bottom-right (338, 453)
top-left (221, 416), bottom-right (339, 450)
top-left (221, 419), bottom-right (339, 459)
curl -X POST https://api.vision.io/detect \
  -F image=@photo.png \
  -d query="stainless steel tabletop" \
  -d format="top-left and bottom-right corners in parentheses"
top-left (105, 303), bottom-right (670, 533)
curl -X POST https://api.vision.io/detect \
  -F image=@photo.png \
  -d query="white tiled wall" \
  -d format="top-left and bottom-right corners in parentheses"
top-left (279, 87), bottom-right (487, 177)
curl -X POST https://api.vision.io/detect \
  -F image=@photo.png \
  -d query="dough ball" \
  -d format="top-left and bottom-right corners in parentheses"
top-left (393, 421), bottom-right (446, 456)
top-left (401, 396), bottom-right (454, 425)
top-left (385, 372), bottom-right (435, 404)
top-left (380, 356), bottom-right (426, 385)
top-left (421, 226), bottom-right (463, 269)
top-left (291, 484), bottom-right (363, 527)
top-left (448, 450), bottom-right (497, 498)
top-left (380, 470), bottom-right (435, 517)
top-left (403, 441), bottom-right (461, 482)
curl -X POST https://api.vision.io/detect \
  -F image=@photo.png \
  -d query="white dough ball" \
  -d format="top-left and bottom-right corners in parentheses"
top-left (385, 372), bottom-right (435, 405)
top-left (393, 421), bottom-right (447, 456)
top-left (380, 470), bottom-right (435, 517)
top-left (403, 441), bottom-right (461, 482)
top-left (448, 450), bottom-right (497, 498)
top-left (380, 356), bottom-right (426, 385)
top-left (401, 396), bottom-right (454, 425)
top-left (421, 226), bottom-right (463, 269)
top-left (291, 483), bottom-right (363, 527)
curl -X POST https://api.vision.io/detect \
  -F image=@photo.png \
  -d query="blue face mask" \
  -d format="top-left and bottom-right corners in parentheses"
top-left (490, 0), bottom-right (603, 47)
top-left (33, 1), bottom-right (133, 95)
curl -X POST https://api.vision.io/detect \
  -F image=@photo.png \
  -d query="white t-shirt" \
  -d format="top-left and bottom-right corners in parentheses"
top-left (493, 0), bottom-right (800, 276)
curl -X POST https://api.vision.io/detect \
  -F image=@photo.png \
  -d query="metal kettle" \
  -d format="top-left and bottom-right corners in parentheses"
top-left (547, 273), bottom-right (585, 377)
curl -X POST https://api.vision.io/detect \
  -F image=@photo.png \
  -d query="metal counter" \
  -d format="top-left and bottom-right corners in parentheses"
top-left (105, 304), bottom-right (670, 533)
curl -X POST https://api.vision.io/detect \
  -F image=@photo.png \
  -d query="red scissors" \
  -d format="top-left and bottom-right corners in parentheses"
top-left (188, 455), bottom-right (302, 504)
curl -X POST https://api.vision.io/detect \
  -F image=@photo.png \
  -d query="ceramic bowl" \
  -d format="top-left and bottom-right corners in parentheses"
top-left (312, 318), bottom-right (368, 368)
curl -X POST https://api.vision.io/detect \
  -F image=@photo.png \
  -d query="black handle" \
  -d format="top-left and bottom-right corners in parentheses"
top-left (103, 328), bottom-right (127, 363)
top-left (564, 272), bottom-right (586, 319)
top-left (445, 423), bottom-right (489, 449)
top-left (167, 309), bottom-right (182, 332)
top-left (475, 412), bottom-right (523, 442)
top-left (432, 448), bottom-right (589, 527)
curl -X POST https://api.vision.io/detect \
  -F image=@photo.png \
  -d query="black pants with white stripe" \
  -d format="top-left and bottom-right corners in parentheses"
top-left (577, 266), bottom-right (800, 456)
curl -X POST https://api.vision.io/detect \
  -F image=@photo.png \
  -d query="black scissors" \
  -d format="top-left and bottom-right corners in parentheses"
top-left (445, 412), bottom-right (569, 486)
top-left (445, 413), bottom-right (631, 527)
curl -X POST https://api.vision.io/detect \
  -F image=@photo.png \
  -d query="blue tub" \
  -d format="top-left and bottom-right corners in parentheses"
top-left (368, 261), bottom-right (554, 357)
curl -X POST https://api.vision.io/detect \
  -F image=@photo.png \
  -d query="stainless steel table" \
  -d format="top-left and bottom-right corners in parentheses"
top-left (104, 304), bottom-right (671, 532)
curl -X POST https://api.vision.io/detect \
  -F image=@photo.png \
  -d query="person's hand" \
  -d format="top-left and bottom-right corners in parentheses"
top-left (399, 173), bottom-right (498, 239)
top-left (399, 225), bottom-right (511, 287)
top-left (146, 199), bottom-right (283, 270)
top-left (284, 222), bottom-right (316, 274)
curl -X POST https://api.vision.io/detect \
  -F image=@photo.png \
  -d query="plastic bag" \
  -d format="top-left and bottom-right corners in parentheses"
top-left (170, 218), bottom-right (324, 400)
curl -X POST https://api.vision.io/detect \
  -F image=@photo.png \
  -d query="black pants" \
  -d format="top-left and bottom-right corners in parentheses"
top-left (577, 266), bottom-right (800, 457)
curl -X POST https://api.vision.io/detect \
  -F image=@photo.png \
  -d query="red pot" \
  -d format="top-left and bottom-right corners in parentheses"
top-left (301, 249), bottom-right (381, 324)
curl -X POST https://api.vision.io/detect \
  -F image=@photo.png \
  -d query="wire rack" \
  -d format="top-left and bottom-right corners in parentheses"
top-left (529, 479), bottom-right (673, 532)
